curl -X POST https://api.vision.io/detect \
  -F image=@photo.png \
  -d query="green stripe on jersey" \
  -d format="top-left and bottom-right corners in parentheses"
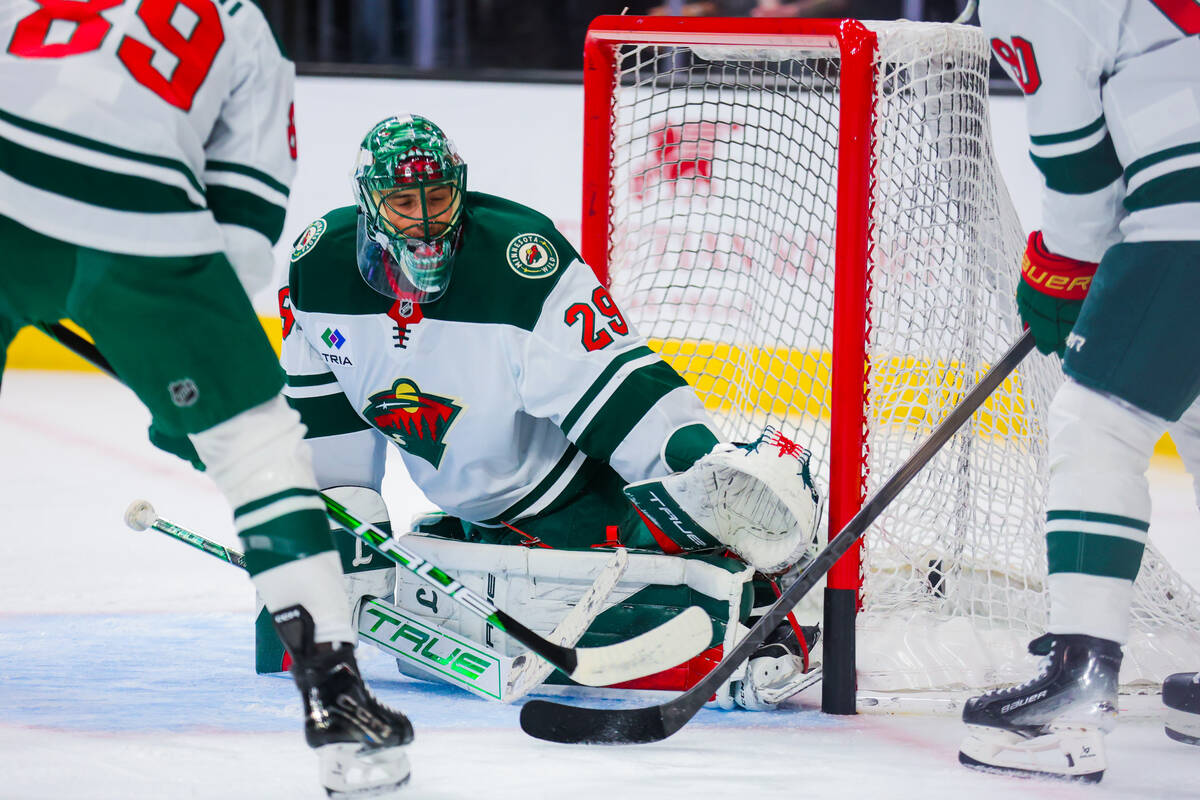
top-left (576, 361), bottom-right (689, 462)
top-left (1124, 166), bottom-right (1200, 212)
top-left (562, 346), bottom-right (657, 433)
top-left (286, 371), bottom-right (340, 387)
top-left (206, 159), bottom-right (290, 196)
top-left (0, 131), bottom-right (203, 213)
top-left (286, 393), bottom-right (371, 438)
top-left (234, 486), bottom-right (321, 519)
top-left (1030, 134), bottom-right (1122, 195)
top-left (1046, 530), bottom-right (1146, 582)
top-left (207, 184), bottom-right (287, 241)
top-left (1124, 141), bottom-right (1200, 183)
top-left (1029, 116), bottom-right (1106, 146)
top-left (483, 445), bottom-right (583, 524)
top-left (0, 107), bottom-right (203, 195)
top-left (1046, 509), bottom-right (1150, 531)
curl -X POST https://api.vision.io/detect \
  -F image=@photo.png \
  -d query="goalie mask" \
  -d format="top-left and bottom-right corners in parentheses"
top-left (352, 114), bottom-right (467, 303)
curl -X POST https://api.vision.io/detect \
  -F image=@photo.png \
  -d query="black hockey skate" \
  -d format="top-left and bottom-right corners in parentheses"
top-left (274, 606), bottom-right (414, 798)
top-left (723, 619), bottom-right (822, 710)
top-left (959, 633), bottom-right (1122, 783)
top-left (1163, 671), bottom-right (1200, 745)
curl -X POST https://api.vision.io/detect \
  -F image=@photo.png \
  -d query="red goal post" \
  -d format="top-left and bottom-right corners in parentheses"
top-left (580, 14), bottom-right (1200, 712)
top-left (584, 16), bottom-right (874, 714)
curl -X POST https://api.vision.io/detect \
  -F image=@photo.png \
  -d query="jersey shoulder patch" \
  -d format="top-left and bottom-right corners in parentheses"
top-left (291, 218), bottom-right (327, 261)
top-left (287, 206), bottom-right (391, 315)
top-left (505, 232), bottom-right (560, 279)
top-left (422, 193), bottom-right (581, 331)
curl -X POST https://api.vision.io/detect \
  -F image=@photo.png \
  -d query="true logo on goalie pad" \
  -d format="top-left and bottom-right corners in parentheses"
top-left (361, 602), bottom-right (503, 699)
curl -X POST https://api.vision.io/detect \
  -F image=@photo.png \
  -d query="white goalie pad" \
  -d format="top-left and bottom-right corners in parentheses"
top-left (385, 533), bottom-right (754, 698)
top-left (625, 429), bottom-right (824, 574)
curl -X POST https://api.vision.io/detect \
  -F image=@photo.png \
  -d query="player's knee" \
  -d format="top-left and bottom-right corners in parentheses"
top-left (1048, 381), bottom-right (1160, 511)
top-left (190, 394), bottom-right (318, 508)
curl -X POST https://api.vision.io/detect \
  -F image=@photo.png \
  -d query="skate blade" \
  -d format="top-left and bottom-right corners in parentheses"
top-left (319, 742), bottom-right (412, 799)
top-left (1165, 708), bottom-right (1200, 746)
top-left (958, 727), bottom-right (1105, 783)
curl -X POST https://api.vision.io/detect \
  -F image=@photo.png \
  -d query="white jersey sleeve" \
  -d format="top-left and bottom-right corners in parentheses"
top-left (980, 0), bottom-right (1123, 260)
top-left (980, 0), bottom-right (1194, 258)
top-left (201, 10), bottom-right (297, 293)
top-left (520, 260), bottom-right (719, 484)
top-left (0, 0), bottom-right (294, 283)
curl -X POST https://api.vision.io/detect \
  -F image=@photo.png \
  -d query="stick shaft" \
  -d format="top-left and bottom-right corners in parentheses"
top-left (147, 516), bottom-right (248, 570)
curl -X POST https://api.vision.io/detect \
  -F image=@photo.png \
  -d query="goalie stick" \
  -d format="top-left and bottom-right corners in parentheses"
top-left (123, 500), bottom-right (629, 701)
top-left (519, 330), bottom-right (1035, 744)
top-left (44, 323), bottom-right (713, 687)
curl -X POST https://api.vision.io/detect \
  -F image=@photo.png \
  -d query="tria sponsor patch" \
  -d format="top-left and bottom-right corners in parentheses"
top-left (506, 233), bottom-right (559, 278)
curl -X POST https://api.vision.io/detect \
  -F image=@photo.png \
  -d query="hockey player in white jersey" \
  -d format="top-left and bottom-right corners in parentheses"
top-left (278, 113), bottom-right (825, 710)
top-left (0, 2), bottom-right (410, 796)
top-left (960, 0), bottom-right (1200, 781)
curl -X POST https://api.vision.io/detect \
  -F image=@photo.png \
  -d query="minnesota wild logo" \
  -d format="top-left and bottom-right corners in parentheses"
top-left (363, 379), bottom-right (462, 468)
top-left (506, 233), bottom-right (559, 278)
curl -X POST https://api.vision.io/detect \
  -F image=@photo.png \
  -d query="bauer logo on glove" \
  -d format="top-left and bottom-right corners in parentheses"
top-left (623, 427), bottom-right (824, 574)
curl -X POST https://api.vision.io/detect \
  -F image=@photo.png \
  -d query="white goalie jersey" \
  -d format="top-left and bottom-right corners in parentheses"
top-left (0, 0), bottom-right (295, 290)
top-left (280, 198), bottom-right (721, 526)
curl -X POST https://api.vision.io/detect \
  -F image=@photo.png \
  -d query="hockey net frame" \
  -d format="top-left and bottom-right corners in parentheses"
top-left (581, 14), bottom-right (1200, 712)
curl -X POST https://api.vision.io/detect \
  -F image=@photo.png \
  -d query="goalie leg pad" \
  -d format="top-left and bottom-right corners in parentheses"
top-left (390, 534), bottom-right (753, 692)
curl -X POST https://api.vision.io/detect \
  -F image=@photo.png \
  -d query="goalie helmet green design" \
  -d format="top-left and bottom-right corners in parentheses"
top-left (352, 114), bottom-right (467, 302)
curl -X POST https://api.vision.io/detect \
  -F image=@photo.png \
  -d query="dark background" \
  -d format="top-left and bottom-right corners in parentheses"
top-left (257, 1), bottom-right (1013, 89)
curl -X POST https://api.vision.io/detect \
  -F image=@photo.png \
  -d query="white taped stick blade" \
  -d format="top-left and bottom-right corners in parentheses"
top-left (569, 604), bottom-right (712, 686)
top-left (124, 500), bottom-right (158, 532)
top-left (505, 548), bottom-right (630, 700)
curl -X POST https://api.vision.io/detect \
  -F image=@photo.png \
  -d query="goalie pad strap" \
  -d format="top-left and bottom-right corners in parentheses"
top-left (623, 480), bottom-right (723, 553)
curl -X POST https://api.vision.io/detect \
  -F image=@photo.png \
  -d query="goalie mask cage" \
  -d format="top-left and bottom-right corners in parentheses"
top-left (581, 15), bottom-right (1200, 712)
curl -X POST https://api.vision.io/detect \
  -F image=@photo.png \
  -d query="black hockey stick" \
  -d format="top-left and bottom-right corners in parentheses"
top-left (519, 329), bottom-right (1036, 743)
top-left (39, 321), bottom-right (715, 686)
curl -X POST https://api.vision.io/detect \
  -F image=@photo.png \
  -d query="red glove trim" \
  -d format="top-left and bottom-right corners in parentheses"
top-left (1020, 230), bottom-right (1098, 300)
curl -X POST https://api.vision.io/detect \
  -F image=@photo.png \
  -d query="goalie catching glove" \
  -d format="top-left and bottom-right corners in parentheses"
top-left (1017, 230), bottom-right (1098, 357)
top-left (623, 428), bottom-right (823, 574)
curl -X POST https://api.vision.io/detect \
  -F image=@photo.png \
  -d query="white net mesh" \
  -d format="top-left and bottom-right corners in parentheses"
top-left (597, 19), bottom-right (1200, 693)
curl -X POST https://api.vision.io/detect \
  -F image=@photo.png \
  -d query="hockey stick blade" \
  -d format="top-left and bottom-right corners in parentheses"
top-left (520, 330), bottom-right (1035, 744)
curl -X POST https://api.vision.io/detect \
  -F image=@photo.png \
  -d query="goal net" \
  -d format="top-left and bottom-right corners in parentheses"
top-left (581, 15), bottom-right (1200, 701)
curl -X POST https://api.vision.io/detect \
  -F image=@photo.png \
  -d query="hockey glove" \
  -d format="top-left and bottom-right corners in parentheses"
top-left (1016, 230), bottom-right (1098, 357)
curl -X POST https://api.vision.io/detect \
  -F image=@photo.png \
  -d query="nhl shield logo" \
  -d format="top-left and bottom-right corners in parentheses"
top-left (168, 378), bottom-right (199, 407)
top-left (506, 233), bottom-right (559, 278)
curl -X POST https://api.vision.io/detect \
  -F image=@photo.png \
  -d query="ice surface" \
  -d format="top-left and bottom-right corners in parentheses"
top-left (2, 371), bottom-right (1198, 799)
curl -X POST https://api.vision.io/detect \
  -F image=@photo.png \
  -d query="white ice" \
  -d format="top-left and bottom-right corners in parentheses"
top-left (2, 371), bottom-right (1198, 800)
